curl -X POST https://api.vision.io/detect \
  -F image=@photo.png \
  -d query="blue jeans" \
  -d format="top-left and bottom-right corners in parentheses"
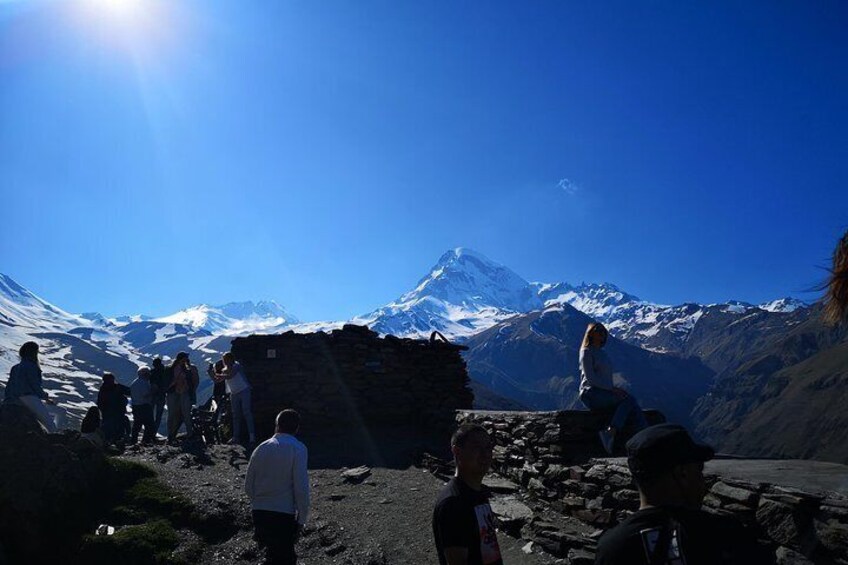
top-left (231, 388), bottom-right (256, 443)
top-left (580, 387), bottom-right (648, 432)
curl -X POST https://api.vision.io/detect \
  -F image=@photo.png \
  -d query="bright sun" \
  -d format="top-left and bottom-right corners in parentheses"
top-left (98, 0), bottom-right (145, 18)
top-left (76, 0), bottom-right (179, 57)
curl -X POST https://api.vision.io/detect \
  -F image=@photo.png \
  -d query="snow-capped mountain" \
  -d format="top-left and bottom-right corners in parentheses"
top-left (111, 314), bottom-right (154, 325)
top-left (155, 301), bottom-right (299, 335)
top-left (533, 281), bottom-right (648, 321)
top-left (355, 248), bottom-right (543, 339)
top-left (0, 273), bottom-right (85, 330)
top-left (0, 274), bottom-right (233, 429)
top-left (759, 297), bottom-right (807, 313)
top-left (530, 281), bottom-right (809, 352)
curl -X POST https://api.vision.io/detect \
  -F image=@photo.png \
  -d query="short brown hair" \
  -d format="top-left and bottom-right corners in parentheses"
top-left (275, 409), bottom-right (300, 434)
top-left (451, 423), bottom-right (489, 448)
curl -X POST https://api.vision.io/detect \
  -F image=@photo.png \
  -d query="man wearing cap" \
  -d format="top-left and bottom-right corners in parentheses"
top-left (595, 424), bottom-right (775, 565)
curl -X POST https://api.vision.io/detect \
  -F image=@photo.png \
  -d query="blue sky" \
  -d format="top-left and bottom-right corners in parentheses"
top-left (1, 1), bottom-right (846, 320)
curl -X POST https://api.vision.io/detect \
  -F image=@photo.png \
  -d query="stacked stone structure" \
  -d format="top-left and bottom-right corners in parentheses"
top-left (458, 410), bottom-right (848, 564)
top-left (231, 325), bottom-right (473, 439)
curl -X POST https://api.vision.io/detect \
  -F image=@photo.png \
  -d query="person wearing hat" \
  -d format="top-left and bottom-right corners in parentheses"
top-left (594, 424), bottom-right (775, 565)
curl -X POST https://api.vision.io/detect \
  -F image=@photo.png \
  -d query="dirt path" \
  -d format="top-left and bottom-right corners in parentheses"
top-left (120, 441), bottom-right (562, 564)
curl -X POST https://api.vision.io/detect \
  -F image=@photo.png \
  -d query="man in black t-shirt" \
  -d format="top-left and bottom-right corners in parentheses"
top-left (595, 424), bottom-right (775, 565)
top-left (433, 423), bottom-right (503, 565)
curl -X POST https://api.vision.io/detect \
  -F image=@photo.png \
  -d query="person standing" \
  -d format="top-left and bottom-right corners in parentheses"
top-left (245, 409), bottom-right (310, 565)
top-left (187, 360), bottom-right (201, 407)
top-left (97, 373), bottom-right (130, 445)
top-left (167, 352), bottom-right (194, 442)
top-left (578, 322), bottom-right (648, 454)
top-left (129, 367), bottom-right (156, 444)
top-left (432, 423), bottom-right (503, 565)
top-left (594, 424), bottom-right (775, 564)
top-left (215, 352), bottom-right (256, 447)
top-left (150, 357), bottom-right (167, 434)
top-left (4, 341), bottom-right (59, 432)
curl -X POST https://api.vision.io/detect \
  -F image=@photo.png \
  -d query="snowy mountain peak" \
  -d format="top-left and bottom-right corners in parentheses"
top-left (0, 273), bottom-right (83, 330)
top-left (533, 280), bottom-right (646, 317)
top-left (155, 300), bottom-right (299, 335)
top-left (356, 249), bottom-right (543, 339)
top-left (759, 297), bottom-right (807, 313)
top-left (217, 300), bottom-right (293, 320)
top-left (401, 248), bottom-right (543, 313)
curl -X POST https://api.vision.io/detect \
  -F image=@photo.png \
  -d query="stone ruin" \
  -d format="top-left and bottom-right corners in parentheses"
top-left (230, 325), bottom-right (474, 443)
top-left (458, 410), bottom-right (848, 564)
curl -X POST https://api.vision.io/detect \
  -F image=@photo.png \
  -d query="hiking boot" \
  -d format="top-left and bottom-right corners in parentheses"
top-left (598, 429), bottom-right (615, 455)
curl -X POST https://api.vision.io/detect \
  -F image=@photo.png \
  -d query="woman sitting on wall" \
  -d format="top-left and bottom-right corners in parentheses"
top-left (578, 322), bottom-right (648, 454)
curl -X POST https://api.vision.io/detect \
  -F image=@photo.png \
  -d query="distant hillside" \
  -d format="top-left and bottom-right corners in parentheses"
top-left (719, 340), bottom-right (848, 463)
top-left (690, 304), bottom-right (848, 461)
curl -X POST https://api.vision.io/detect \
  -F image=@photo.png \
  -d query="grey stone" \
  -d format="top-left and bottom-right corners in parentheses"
top-left (816, 518), bottom-right (848, 559)
top-left (341, 466), bottom-right (371, 483)
top-left (484, 476), bottom-right (519, 494)
top-left (775, 546), bottom-right (814, 565)
top-left (567, 547), bottom-right (596, 565)
top-left (490, 496), bottom-right (534, 534)
top-left (711, 481), bottom-right (759, 507)
top-left (757, 499), bottom-right (809, 548)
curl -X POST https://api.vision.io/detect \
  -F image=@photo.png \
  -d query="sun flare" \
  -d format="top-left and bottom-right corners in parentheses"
top-left (74, 0), bottom-right (183, 62)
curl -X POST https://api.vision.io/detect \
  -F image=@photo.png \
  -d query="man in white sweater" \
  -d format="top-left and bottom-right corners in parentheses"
top-left (245, 409), bottom-right (310, 565)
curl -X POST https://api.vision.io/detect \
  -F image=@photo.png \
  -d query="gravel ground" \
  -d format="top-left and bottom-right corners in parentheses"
top-left (120, 438), bottom-right (565, 564)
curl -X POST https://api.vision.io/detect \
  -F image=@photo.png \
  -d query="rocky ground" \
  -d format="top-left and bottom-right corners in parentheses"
top-left (119, 438), bottom-right (591, 564)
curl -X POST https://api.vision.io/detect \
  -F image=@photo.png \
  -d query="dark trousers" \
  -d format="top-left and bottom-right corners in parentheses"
top-left (131, 404), bottom-right (155, 444)
top-left (153, 394), bottom-right (166, 434)
top-left (252, 510), bottom-right (297, 565)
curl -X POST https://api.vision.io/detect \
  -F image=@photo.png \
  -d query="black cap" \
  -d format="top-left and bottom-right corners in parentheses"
top-left (626, 424), bottom-right (715, 481)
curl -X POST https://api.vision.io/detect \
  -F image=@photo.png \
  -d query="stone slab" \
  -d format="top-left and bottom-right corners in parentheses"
top-left (594, 457), bottom-right (848, 497)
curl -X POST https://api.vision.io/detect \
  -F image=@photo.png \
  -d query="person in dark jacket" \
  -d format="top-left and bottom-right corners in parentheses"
top-left (594, 424), bottom-right (775, 565)
top-left (150, 357), bottom-right (167, 433)
top-left (4, 341), bottom-right (59, 432)
top-left (97, 373), bottom-right (130, 445)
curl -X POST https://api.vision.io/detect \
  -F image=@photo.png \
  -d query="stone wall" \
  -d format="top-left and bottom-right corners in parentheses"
top-left (458, 410), bottom-right (848, 564)
top-left (231, 325), bottom-right (473, 439)
top-left (458, 409), bottom-right (666, 467)
top-left (0, 404), bottom-right (108, 563)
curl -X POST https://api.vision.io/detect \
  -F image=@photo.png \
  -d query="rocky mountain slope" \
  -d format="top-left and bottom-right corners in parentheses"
top-left (462, 304), bottom-right (714, 427)
top-left (689, 304), bottom-right (848, 459)
top-left (1, 247), bottom-right (837, 462)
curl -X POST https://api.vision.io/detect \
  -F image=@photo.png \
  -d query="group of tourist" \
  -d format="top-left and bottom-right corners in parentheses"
top-left (2, 343), bottom-right (258, 449)
top-left (0, 322), bottom-right (791, 565)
